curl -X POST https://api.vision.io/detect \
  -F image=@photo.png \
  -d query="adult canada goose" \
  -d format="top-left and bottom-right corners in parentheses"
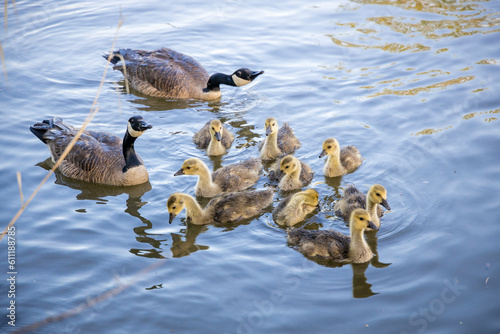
top-left (29, 116), bottom-right (152, 186)
top-left (269, 155), bottom-right (313, 191)
top-left (334, 184), bottom-right (391, 228)
top-left (104, 48), bottom-right (264, 100)
top-left (167, 190), bottom-right (274, 225)
top-left (319, 138), bottom-right (362, 177)
top-left (193, 119), bottom-right (235, 156)
top-left (273, 189), bottom-right (320, 226)
top-left (287, 208), bottom-right (378, 263)
top-left (259, 117), bottom-right (300, 160)
top-left (174, 157), bottom-right (262, 197)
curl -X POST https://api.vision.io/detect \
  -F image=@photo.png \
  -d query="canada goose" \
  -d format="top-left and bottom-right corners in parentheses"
top-left (269, 155), bottom-right (313, 191)
top-left (167, 190), bottom-right (274, 225)
top-left (319, 138), bottom-right (362, 177)
top-left (287, 208), bottom-right (378, 263)
top-left (30, 116), bottom-right (152, 186)
top-left (193, 119), bottom-right (235, 156)
top-left (104, 48), bottom-right (264, 100)
top-left (334, 184), bottom-right (391, 228)
top-left (174, 157), bottom-right (262, 197)
top-left (259, 117), bottom-right (301, 160)
top-left (273, 189), bottom-right (320, 226)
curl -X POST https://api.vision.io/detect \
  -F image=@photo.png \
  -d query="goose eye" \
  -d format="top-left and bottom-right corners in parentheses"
top-left (359, 217), bottom-right (364, 221)
top-left (212, 127), bottom-right (215, 130)
top-left (237, 71), bottom-right (241, 76)
top-left (272, 123), bottom-right (275, 126)
top-left (327, 145), bottom-right (332, 149)
top-left (376, 193), bottom-right (380, 197)
top-left (186, 166), bottom-right (191, 169)
top-left (285, 166), bottom-right (289, 169)
top-left (172, 206), bottom-right (176, 210)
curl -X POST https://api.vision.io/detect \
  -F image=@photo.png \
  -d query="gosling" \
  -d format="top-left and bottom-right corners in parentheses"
top-left (319, 138), bottom-right (362, 177)
top-left (269, 155), bottom-right (313, 191)
top-left (334, 184), bottom-right (391, 228)
top-left (287, 208), bottom-right (378, 263)
top-left (174, 157), bottom-right (262, 197)
top-left (273, 189), bottom-right (320, 226)
top-left (167, 190), bottom-right (274, 225)
top-left (259, 117), bottom-right (300, 160)
top-left (193, 119), bottom-right (235, 156)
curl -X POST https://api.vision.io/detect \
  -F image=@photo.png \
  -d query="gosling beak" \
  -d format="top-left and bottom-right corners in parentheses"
top-left (381, 198), bottom-right (391, 211)
top-left (249, 70), bottom-right (264, 80)
top-left (174, 168), bottom-right (184, 176)
top-left (214, 131), bottom-right (222, 141)
top-left (169, 212), bottom-right (177, 224)
top-left (368, 220), bottom-right (379, 231)
top-left (319, 150), bottom-right (327, 158)
top-left (265, 126), bottom-right (272, 136)
top-left (139, 121), bottom-right (153, 131)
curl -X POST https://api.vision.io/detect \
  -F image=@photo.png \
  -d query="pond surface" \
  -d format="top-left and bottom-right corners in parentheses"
top-left (1, 0), bottom-right (500, 333)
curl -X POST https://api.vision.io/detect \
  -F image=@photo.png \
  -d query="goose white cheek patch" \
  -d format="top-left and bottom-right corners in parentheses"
top-left (128, 122), bottom-right (144, 138)
top-left (231, 74), bottom-right (252, 87)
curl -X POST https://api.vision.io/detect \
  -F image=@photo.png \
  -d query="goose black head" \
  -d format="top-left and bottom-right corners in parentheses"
top-left (231, 68), bottom-right (264, 87)
top-left (128, 116), bottom-right (152, 138)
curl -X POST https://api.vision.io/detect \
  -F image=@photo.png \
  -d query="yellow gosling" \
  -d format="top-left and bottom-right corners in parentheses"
top-left (193, 119), bottom-right (235, 156)
top-left (167, 190), bottom-right (274, 225)
top-left (174, 157), bottom-right (262, 197)
top-left (259, 117), bottom-right (300, 160)
top-left (287, 208), bottom-right (377, 263)
top-left (334, 184), bottom-right (391, 228)
top-left (273, 189), bottom-right (320, 226)
top-left (319, 138), bottom-right (362, 177)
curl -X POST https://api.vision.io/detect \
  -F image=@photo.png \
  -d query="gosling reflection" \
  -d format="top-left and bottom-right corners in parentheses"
top-left (170, 223), bottom-right (209, 258)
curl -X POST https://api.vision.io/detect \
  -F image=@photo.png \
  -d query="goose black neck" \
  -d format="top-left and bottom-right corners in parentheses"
top-left (204, 73), bottom-right (235, 92)
top-left (122, 131), bottom-right (142, 172)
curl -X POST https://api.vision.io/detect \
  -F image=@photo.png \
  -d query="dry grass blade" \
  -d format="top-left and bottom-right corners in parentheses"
top-left (16, 171), bottom-right (24, 205)
top-left (0, 39), bottom-right (7, 82)
top-left (12, 260), bottom-right (165, 333)
top-left (4, 0), bottom-right (7, 31)
top-left (0, 13), bottom-right (126, 242)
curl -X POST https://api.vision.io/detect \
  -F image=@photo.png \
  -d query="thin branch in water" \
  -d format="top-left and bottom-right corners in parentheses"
top-left (0, 12), bottom-right (126, 242)
top-left (16, 172), bottom-right (24, 205)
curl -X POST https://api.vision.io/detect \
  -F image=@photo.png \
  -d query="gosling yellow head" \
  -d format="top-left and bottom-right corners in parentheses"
top-left (319, 138), bottom-right (340, 158)
top-left (167, 193), bottom-right (186, 224)
top-left (280, 155), bottom-right (299, 175)
top-left (367, 184), bottom-right (391, 210)
top-left (350, 208), bottom-right (378, 231)
top-left (265, 117), bottom-right (279, 136)
top-left (302, 188), bottom-right (320, 208)
top-left (174, 158), bottom-right (203, 176)
top-left (209, 119), bottom-right (223, 142)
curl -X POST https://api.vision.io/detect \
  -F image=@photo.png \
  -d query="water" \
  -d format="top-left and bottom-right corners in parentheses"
top-left (1, 0), bottom-right (499, 333)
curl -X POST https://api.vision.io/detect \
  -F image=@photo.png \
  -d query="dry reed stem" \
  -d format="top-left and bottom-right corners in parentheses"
top-left (12, 260), bottom-right (165, 333)
top-left (0, 13), bottom-right (125, 242)
top-left (16, 171), bottom-right (23, 205)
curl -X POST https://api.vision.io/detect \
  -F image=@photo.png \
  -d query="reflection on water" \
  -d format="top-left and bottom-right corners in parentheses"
top-left (170, 223), bottom-right (210, 258)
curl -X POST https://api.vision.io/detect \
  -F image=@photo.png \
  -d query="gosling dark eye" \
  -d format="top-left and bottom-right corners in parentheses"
top-left (285, 166), bottom-right (289, 169)
top-left (212, 127), bottom-right (215, 130)
top-left (328, 146), bottom-right (332, 149)
top-left (272, 123), bottom-right (275, 126)
top-left (359, 217), bottom-right (364, 220)
top-left (172, 206), bottom-right (176, 210)
top-left (376, 193), bottom-right (380, 196)
top-left (186, 167), bottom-right (191, 169)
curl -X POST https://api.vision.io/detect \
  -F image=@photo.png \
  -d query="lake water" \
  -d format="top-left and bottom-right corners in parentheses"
top-left (1, 0), bottom-right (500, 333)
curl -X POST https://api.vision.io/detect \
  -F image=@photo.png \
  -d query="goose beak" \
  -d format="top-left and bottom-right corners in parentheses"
top-left (381, 198), bottom-right (391, 210)
top-left (250, 70), bottom-right (264, 80)
top-left (214, 131), bottom-right (222, 141)
top-left (139, 121), bottom-right (153, 131)
top-left (368, 220), bottom-right (379, 231)
top-left (319, 150), bottom-right (327, 158)
top-left (174, 168), bottom-right (184, 176)
top-left (265, 126), bottom-right (272, 136)
top-left (169, 213), bottom-right (177, 224)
